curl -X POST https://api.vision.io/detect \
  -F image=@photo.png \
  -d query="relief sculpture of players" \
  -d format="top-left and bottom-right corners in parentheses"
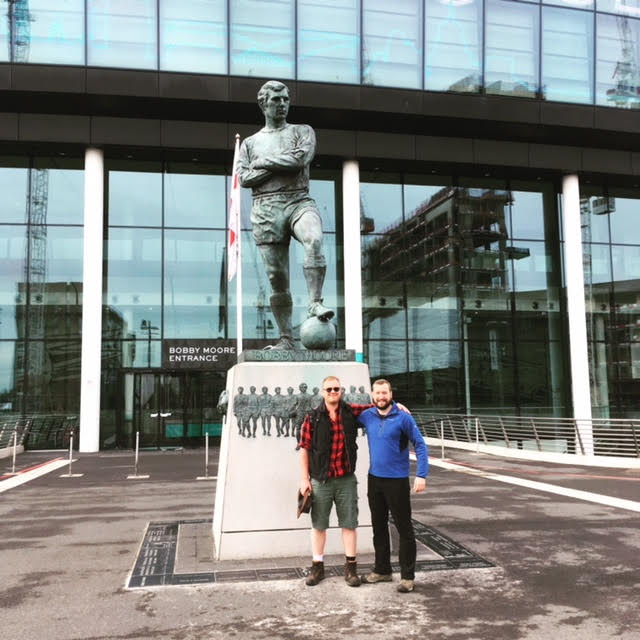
top-left (237, 80), bottom-right (336, 351)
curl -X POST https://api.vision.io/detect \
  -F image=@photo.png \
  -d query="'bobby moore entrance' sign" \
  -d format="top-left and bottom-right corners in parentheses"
top-left (162, 339), bottom-right (237, 370)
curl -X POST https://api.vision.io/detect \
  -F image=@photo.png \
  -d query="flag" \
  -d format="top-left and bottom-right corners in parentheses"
top-left (228, 135), bottom-right (241, 282)
top-left (228, 134), bottom-right (243, 355)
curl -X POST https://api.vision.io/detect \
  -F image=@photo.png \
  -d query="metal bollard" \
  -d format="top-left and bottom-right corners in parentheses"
top-left (134, 431), bottom-right (139, 476)
top-left (60, 432), bottom-right (84, 478)
top-left (6, 430), bottom-right (19, 475)
top-left (11, 429), bottom-right (17, 473)
top-left (197, 431), bottom-right (216, 480)
top-left (127, 431), bottom-right (149, 479)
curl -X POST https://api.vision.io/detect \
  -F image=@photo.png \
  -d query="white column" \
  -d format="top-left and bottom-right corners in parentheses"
top-left (342, 160), bottom-right (364, 360)
top-left (561, 174), bottom-right (594, 455)
top-left (79, 148), bottom-right (104, 452)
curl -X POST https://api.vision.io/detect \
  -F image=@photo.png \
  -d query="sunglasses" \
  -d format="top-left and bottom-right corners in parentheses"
top-left (323, 387), bottom-right (341, 393)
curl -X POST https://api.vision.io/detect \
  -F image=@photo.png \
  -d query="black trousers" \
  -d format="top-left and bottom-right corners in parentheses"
top-left (367, 474), bottom-right (416, 580)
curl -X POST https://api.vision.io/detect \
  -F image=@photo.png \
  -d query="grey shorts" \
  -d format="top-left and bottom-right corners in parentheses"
top-left (251, 192), bottom-right (321, 245)
top-left (310, 473), bottom-right (358, 531)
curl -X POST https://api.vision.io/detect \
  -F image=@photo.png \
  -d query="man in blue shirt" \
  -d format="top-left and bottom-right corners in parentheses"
top-left (358, 379), bottom-right (429, 593)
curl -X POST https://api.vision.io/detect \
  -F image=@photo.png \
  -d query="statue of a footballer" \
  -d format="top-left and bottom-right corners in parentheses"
top-left (237, 80), bottom-right (333, 351)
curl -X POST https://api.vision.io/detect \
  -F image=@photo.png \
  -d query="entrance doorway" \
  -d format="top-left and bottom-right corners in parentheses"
top-left (119, 371), bottom-right (225, 449)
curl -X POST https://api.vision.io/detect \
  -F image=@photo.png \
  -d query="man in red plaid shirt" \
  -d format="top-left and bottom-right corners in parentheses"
top-left (299, 375), bottom-right (370, 587)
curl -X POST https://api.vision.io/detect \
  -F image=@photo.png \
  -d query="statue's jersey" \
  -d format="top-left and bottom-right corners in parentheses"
top-left (237, 123), bottom-right (316, 196)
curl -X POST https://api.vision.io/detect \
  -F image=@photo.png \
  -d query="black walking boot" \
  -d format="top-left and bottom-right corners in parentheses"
top-left (305, 561), bottom-right (325, 586)
top-left (344, 560), bottom-right (361, 587)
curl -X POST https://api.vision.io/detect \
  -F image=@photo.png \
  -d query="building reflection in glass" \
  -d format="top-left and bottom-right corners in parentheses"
top-left (362, 185), bottom-right (568, 416)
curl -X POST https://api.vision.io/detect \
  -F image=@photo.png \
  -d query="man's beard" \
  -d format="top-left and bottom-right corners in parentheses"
top-left (375, 399), bottom-right (392, 411)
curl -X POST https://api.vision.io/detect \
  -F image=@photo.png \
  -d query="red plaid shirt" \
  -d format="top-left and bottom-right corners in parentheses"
top-left (300, 404), bottom-right (369, 478)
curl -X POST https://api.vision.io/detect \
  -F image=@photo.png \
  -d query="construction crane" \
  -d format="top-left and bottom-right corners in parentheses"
top-left (25, 168), bottom-right (50, 412)
top-left (6, 1), bottom-right (51, 410)
top-left (607, 1), bottom-right (640, 108)
top-left (7, 0), bottom-right (32, 62)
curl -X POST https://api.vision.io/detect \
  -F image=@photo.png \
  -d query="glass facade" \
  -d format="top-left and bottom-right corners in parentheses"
top-left (99, 161), bottom-right (342, 447)
top-left (581, 187), bottom-right (640, 419)
top-left (361, 174), bottom-right (568, 416)
top-left (2, 150), bottom-right (640, 448)
top-left (3, 0), bottom-right (640, 109)
top-left (0, 157), bottom-right (84, 445)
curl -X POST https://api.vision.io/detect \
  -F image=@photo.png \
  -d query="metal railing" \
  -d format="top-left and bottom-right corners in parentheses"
top-left (0, 414), bottom-right (78, 451)
top-left (413, 412), bottom-right (640, 459)
top-left (0, 416), bottom-right (30, 450)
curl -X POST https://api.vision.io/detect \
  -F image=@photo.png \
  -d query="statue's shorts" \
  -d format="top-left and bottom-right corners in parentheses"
top-left (251, 191), bottom-right (322, 245)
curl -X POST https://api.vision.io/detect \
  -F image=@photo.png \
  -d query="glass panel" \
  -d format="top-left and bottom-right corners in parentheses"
top-left (607, 194), bottom-right (640, 245)
top-left (164, 170), bottom-right (226, 228)
top-left (298, 0), bottom-right (360, 83)
top-left (425, 0), bottom-right (483, 93)
top-left (164, 229), bottom-right (225, 338)
top-left (108, 169), bottom-right (162, 227)
top-left (0, 167), bottom-right (29, 223)
top-left (37, 167), bottom-right (85, 225)
top-left (0, 3), bottom-right (8, 62)
top-left (586, 243), bottom-right (613, 290)
top-left (362, 232), bottom-right (407, 340)
top-left (542, 6), bottom-right (593, 104)
top-left (611, 244), bottom-right (640, 282)
top-left (110, 336), bottom-right (162, 368)
top-left (363, 0), bottom-right (423, 88)
top-left (0, 225), bottom-right (27, 340)
top-left (597, 0), bottom-right (640, 14)
top-left (486, 0), bottom-right (540, 97)
top-left (0, 341), bottom-right (16, 408)
top-left (408, 341), bottom-right (463, 410)
top-left (21, 0), bottom-right (85, 65)
top-left (360, 178), bottom-right (403, 231)
top-left (105, 227), bottom-right (162, 349)
top-left (366, 339), bottom-right (408, 377)
top-left (361, 179), bottom-right (406, 337)
top-left (468, 335), bottom-right (517, 413)
top-left (510, 240), bottom-right (549, 292)
top-left (584, 244), bottom-right (611, 353)
top-left (230, 0), bottom-right (294, 78)
top-left (361, 178), bottom-right (407, 341)
top-left (596, 12), bottom-right (640, 108)
top-left (517, 340), bottom-right (566, 415)
top-left (580, 187), bottom-right (612, 244)
top-left (38, 227), bottom-right (84, 340)
top-left (607, 246), bottom-right (640, 417)
top-left (544, 0), bottom-right (593, 7)
top-left (18, 340), bottom-right (81, 414)
top-left (456, 185), bottom-right (514, 301)
top-left (88, 0), bottom-right (158, 69)
top-left (403, 183), bottom-right (460, 341)
top-left (311, 177), bottom-right (337, 233)
top-left (510, 187), bottom-right (547, 240)
top-left (160, 0), bottom-right (227, 73)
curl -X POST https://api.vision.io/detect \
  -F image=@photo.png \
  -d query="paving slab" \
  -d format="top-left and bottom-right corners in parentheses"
top-left (0, 447), bottom-right (639, 640)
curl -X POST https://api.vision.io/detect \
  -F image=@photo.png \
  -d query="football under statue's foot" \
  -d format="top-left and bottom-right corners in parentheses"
top-left (307, 300), bottom-right (334, 322)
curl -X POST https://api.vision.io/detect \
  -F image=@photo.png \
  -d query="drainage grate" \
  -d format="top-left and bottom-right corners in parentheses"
top-left (127, 519), bottom-right (493, 588)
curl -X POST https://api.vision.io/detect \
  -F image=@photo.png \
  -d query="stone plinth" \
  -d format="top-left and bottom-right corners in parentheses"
top-left (212, 360), bottom-right (373, 560)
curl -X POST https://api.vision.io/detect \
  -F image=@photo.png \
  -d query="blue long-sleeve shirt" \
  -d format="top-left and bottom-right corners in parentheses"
top-left (358, 403), bottom-right (429, 479)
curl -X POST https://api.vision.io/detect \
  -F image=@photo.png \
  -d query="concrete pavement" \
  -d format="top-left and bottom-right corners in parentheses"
top-left (1, 447), bottom-right (639, 640)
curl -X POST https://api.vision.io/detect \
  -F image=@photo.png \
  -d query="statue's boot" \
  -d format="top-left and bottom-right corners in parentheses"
top-left (304, 266), bottom-right (334, 321)
top-left (264, 292), bottom-right (296, 350)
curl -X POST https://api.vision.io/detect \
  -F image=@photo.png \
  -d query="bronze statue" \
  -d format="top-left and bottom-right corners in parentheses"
top-left (237, 80), bottom-right (333, 350)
